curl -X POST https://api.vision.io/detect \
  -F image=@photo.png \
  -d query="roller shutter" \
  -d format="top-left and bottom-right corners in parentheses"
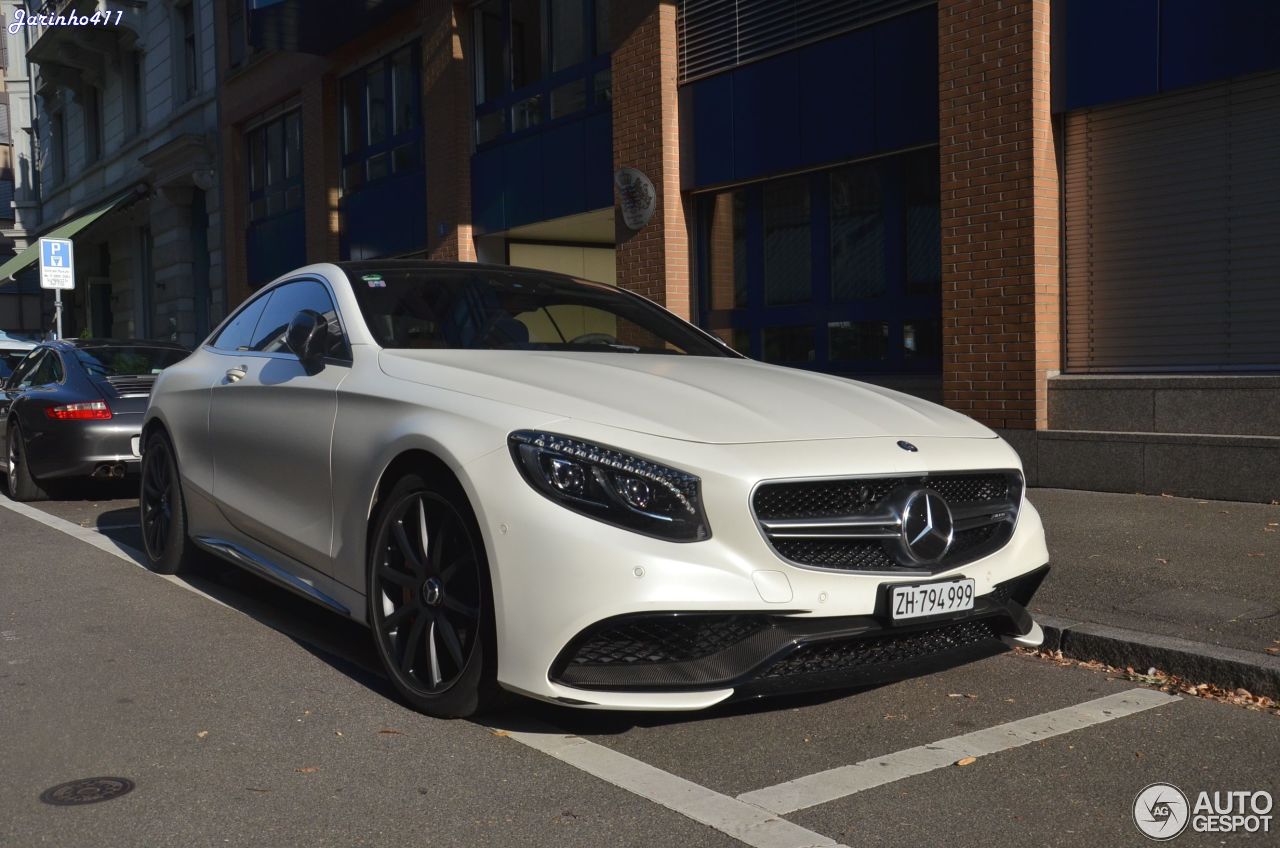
top-left (677, 0), bottom-right (933, 83)
top-left (1063, 71), bottom-right (1280, 372)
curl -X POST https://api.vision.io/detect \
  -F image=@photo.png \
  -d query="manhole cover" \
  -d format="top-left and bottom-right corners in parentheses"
top-left (39, 777), bottom-right (135, 806)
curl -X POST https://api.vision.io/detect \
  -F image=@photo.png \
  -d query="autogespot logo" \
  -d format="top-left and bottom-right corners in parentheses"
top-left (1134, 783), bottom-right (1274, 840)
top-left (1134, 783), bottom-right (1190, 840)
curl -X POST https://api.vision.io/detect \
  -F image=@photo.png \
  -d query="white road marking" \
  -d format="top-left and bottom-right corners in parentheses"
top-left (499, 722), bottom-right (850, 848)
top-left (738, 688), bottom-right (1180, 814)
top-left (0, 496), bottom-right (229, 609)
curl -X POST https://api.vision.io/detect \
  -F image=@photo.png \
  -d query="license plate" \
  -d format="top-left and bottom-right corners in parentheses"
top-left (891, 578), bottom-right (975, 621)
top-left (130, 436), bottom-right (141, 458)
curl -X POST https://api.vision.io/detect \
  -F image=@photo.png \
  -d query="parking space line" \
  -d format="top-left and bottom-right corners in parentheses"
top-left (737, 688), bottom-right (1180, 814)
top-left (0, 496), bottom-right (229, 609)
top-left (499, 722), bottom-right (850, 848)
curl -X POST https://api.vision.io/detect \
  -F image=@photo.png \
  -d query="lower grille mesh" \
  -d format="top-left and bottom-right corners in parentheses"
top-left (761, 619), bottom-right (1001, 679)
top-left (566, 615), bottom-right (770, 667)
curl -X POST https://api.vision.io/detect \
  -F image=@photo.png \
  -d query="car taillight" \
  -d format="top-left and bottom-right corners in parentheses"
top-left (45, 401), bottom-right (113, 420)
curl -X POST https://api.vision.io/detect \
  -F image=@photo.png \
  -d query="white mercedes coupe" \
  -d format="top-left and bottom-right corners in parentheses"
top-left (141, 261), bottom-right (1049, 717)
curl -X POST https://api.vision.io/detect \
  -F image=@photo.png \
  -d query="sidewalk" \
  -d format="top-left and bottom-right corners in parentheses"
top-left (1028, 487), bottom-right (1280, 697)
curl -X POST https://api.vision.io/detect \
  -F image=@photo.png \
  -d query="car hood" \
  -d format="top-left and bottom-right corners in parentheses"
top-left (379, 350), bottom-right (996, 444)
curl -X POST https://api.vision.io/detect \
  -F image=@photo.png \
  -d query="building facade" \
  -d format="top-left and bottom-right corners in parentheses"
top-left (0, 0), bottom-right (224, 348)
top-left (217, 0), bottom-right (1279, 502)
top-left (0, 0), bottom-right (40, 333)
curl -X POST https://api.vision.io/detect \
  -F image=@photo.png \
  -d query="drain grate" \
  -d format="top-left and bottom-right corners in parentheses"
top-left (39, 777), bottom-right (135, 806)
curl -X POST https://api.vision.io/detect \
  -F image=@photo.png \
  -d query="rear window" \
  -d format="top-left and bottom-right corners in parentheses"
top-left (74, 347), bottom-right (188, 377)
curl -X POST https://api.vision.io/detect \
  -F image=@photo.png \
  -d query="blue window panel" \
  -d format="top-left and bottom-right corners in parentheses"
top-left (1059, 0), bottom-right (1158, 112)
top-left (471, 146), bottom-right (507, 234)
top-left (873, 7), bottom-right (938, 152)
top-left (732, 50), bottom-right (801, 181)
top-left (541, 120), bottom-right (587, 222)
top-left (342, 171), bottom-right (426, 260)
top-left (246, 209), bottom-right (305, 288)
top-left (689, 73), bottom-right (734, 187)
top-left (1160, 0), bottom-right (1280, 92)
top-left (502, 133), bottom-right (547, 229)
top-left (583, 110), bottom-right (613, 210)
top-left (799, 29), bottom-right (875, 167)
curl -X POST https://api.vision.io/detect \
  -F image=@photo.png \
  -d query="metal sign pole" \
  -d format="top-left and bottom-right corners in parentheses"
top-left (55, 289), bottom-right (62, 340)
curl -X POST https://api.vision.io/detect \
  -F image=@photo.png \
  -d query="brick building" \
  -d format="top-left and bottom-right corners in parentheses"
top-left (219, 0), bottom-right (1280, 502)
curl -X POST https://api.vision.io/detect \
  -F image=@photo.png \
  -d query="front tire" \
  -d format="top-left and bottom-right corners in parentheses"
top-left (139, 431), bottom-right (192, 574)
top-left (367, 473), bottom-right (501, 718)
top-left (6, 422), bottom-right (49, 502)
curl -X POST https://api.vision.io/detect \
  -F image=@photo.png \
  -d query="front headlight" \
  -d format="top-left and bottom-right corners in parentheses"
top-left (508, 430), bottom-right (710, 542)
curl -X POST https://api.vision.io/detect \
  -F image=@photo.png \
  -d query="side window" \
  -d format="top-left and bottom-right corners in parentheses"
top-left (29, 351), bottom-right (62, 386)
top-left (248, 280), bottom-right (350, 360)
top-left (212, 293), bottom-right (271, 351)
top-left (10, 350), bottom-right (45, 388)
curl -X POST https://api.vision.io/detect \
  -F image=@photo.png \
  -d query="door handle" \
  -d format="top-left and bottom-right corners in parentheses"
top-left (225, 366), bottom-right (247, 383)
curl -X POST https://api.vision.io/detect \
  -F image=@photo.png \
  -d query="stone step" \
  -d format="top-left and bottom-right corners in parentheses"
top-left (1003, 429), bottom-right (1280, 504)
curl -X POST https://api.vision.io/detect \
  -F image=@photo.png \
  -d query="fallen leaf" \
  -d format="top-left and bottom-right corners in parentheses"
top-left (1266, 647), bottom-right (1279, 655)
top-left (1134, 751), bottom-right (1143, 758)
top-left (491, 729), bottom-right (510, 737)
top-left (196, 730), bottom-right (209, 739)
top-left (956, 757), bottom-right (977, 767)
top-left (295, 766), bottom-right (320, 774)
top-left (377, 728), bottom-right (403, 735)
top-left (1247, 552), bottom-right (1266, 558)
top-left (1154, 557), bottom-right (1169, 565)
top-left (335, 730), bottom-right (343, 737)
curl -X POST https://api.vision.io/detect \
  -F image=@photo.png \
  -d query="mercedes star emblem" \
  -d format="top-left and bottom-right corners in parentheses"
top-left (900, 489), bottom-right (954, 563)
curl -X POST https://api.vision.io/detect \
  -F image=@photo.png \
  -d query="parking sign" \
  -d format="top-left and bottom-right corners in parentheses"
top-left (39, 238), bottom-right (75, 290)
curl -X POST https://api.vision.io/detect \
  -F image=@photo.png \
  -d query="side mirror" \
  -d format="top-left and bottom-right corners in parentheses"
top-left (285, 309), bottom-right (329, 371)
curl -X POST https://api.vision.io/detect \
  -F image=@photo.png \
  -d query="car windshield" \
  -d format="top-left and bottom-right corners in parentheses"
top-left (347, 268), bottom-right (737, 357)
top-left (74, 346), bottom-right (188, 377)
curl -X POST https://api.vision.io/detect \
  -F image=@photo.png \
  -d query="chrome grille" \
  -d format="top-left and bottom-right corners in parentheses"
top-left (753, 472), bottom-right (1022, 574)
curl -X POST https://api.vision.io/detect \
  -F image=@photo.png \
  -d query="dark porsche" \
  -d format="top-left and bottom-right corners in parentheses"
top-left (1, 339), bottom-right (188, 501)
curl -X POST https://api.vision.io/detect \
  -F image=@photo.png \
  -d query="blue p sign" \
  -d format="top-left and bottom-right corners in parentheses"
top-left (38, 238), bottom-right (75, 290)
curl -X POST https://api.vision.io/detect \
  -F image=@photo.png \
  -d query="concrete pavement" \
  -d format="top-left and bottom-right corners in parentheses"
top-left (3, 503), bottom-right (1277, 848)
top-left (1030, 488), bottom-right (1280, 697)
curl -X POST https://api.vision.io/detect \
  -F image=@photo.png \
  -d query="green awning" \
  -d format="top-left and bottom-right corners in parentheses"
top-left (0, 188), bottom-right (141, 283)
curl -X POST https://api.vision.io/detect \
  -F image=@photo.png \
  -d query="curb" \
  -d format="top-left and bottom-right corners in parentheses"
top-left (1036, 614), bottom-right (1280, 701)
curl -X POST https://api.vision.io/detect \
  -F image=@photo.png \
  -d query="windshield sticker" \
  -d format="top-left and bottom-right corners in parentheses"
top-left (363, 274), bottom-right (386, 288)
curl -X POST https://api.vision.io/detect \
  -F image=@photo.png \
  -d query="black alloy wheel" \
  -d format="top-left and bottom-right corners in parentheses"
top-left (6, 422), bottom-right (49, 502)
top-left (139, 432), bottom-right (189, 574)
top-left (368, 474), bottom-right (500, 718)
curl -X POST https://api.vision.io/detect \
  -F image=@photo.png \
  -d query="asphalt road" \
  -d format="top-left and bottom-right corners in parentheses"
top-left (2, 484), bottom-right (1278, 848)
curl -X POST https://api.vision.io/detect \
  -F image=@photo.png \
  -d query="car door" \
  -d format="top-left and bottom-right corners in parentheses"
top-left (208, 278), bottom-right (352, 573)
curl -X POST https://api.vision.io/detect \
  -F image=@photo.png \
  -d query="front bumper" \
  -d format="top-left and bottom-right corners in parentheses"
top-left (550, 566), bottom-right (1047, 699)
top-left (463, 431), bottom-right (1054, 711)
